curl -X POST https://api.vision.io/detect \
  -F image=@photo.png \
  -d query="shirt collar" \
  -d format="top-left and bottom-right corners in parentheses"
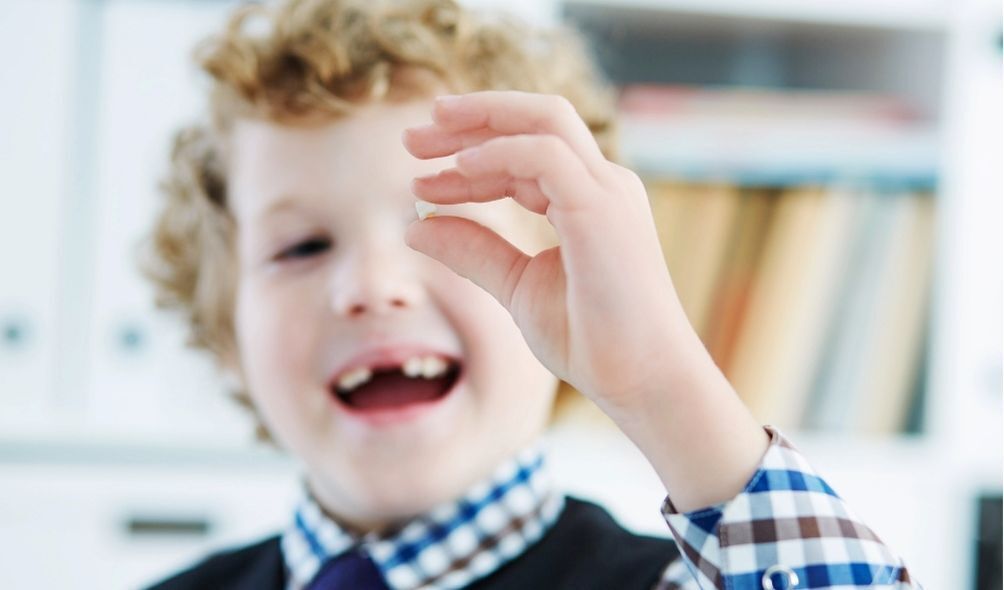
top-left (281, 440), bottom-right (564, 590)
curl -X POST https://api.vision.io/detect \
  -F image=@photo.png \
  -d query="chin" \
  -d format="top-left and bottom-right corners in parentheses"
top-left (348, 468), bottom-right (468, 525)
top-left (323, 449), bottom-right (468, 507)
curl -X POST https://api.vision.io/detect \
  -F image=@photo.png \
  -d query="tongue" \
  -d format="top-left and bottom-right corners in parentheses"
top-left (344, 371), bottom-right (449, 410)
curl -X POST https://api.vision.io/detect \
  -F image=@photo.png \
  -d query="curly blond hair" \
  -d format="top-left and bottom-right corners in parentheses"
top-left (143, 0), bottom-right (618, 440)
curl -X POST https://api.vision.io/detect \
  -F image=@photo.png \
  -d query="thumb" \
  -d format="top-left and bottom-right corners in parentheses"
top-left (405, 215), bottom-right (529, 309)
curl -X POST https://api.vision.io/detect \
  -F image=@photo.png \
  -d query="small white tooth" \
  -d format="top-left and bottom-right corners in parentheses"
top-left (421, 356), bottom-right (448, 379)
top-left (415, 200), bottom-right (437, 221)
top-left (339, 367), bottom-right (372, 391)
top-left (355, 367), bottom-right (372, 386)
top-left (402, 356), bottom-right (424, 378)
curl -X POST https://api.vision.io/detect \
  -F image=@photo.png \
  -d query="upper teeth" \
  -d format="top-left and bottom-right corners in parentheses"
top-left (403, 355), bottom-right (448, 379)
top-left (338, 366), bottom-right (373, 391)
top-left (336, 355), bottom-right (451, 392)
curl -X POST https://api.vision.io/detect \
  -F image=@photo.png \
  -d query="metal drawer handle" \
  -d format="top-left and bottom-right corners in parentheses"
top-left (123, 516), bottom-right (212, 537)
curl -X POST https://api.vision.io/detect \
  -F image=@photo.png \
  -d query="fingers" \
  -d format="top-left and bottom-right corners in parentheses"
top-left (412, 169), bottom-right (550, 214)
top-left (453, 134), bottom-right (599, 212)
top-left (404, 214), bottom-right (529, 309)
top-left (403, 91), bottom-right (608, 178)
top-left (411, 134), bottom-right (598, 213)
top-left (402, 125), bottom-right (498, 159)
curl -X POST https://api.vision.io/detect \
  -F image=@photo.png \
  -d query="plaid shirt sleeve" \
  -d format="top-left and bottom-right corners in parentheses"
top-left (652, 425), bottom-right (922, 590)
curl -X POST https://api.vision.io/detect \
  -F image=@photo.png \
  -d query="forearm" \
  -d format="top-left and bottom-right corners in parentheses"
top-left (608, 330), bottom-right (770, 514)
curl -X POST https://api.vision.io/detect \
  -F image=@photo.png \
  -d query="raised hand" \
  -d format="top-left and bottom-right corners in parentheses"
top-left (402, 91), bottom-right (701, 417)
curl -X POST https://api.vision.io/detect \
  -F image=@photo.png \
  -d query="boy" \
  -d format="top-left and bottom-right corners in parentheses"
top-left (144, 0), bottom-right (920, 588)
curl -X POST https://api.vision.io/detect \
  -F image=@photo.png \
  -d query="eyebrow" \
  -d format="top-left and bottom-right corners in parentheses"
top-left (253, 194), bottom-right (317, 223)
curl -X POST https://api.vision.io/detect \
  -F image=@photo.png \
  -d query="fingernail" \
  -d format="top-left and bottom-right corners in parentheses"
top-left (403, 123), bottom-right (434, 137)
top-left (435, 94), bottom-right (461, 107)
top-left (410, 175), bottom-right (435, 196)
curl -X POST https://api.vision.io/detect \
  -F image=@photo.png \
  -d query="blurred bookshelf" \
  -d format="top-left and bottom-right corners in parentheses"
top-left (0, 0), bottom-right (999, 588)
top-left (643, 179), bottom-right (934, 435)
top-left (555, 1), bottom-right (1003, 589)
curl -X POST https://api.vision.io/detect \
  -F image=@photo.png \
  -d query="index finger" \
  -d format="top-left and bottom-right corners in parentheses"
top-left (423, 91), bottom-right (608, 178)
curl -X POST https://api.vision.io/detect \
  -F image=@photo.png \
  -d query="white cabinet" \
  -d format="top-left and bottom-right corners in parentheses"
top-left (0, 457), bottom-right (299, 590)
top-left (930, 0), bottom-right (1003, 473)
top-left (0, 0), bottom-right (76, 420)
top-left (927, 4), bottom-right (1004, 585)
top-left (84, 0), bottom-right (252, 443)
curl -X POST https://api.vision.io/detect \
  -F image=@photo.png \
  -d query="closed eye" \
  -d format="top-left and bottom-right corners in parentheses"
top-left (275, 237), bottom-right (332, 261)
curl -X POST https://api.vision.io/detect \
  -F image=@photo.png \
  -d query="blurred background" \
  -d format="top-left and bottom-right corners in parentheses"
top-left (0, 0), bottom-right (1001, 588)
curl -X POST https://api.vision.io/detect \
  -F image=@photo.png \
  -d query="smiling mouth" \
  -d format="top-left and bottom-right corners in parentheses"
top-left (331, 361), bottom-right (463, 410)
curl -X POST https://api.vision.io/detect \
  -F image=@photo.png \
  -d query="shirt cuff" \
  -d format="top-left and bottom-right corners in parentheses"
top-left (659, 425), bottom-right (919, 589)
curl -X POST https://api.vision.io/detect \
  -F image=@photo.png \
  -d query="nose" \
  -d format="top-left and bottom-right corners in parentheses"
top-left (329, 238), bottom-right (425, 319)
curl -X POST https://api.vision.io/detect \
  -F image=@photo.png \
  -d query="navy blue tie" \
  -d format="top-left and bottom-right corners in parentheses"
top-left (306, 549), bottom-right (390, 590)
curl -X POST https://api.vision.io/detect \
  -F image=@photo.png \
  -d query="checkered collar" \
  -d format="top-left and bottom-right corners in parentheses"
top-left (280, 441), bottom-right (565, 590)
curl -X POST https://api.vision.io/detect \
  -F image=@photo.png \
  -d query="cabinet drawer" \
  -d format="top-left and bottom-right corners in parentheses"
top-left (0, 462), bottom-right (299, 589)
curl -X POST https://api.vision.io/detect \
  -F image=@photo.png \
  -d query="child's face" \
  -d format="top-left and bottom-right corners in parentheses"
top-left (227, 100), bottom-right (559, 531)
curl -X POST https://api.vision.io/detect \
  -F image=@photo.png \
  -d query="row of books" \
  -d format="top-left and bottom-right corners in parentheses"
top-left (616, 84), bottom-right (938, 190)
top-left (648, 181), bottom-right (935, 434)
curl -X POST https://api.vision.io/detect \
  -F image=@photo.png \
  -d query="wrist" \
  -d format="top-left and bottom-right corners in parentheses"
top-left (600, 325), bottom-right (719, 418)
top-left (601, 344), bottom-right (769, 512)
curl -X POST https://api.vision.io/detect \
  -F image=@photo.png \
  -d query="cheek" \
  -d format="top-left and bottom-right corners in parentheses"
top-left (235, 278), bottom-right (322, 400)
top-left (438, 276), bottom-right (556, 436)
top-left (434, 269), bottom-right (534, 384)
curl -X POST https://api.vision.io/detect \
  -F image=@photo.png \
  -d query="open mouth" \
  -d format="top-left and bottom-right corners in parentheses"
top-left (330, 359), bottom-right (463, 411)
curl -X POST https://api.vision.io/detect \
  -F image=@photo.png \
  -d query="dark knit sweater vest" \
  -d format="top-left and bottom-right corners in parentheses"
top-left (147, 496), bottom-right (681, 590)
